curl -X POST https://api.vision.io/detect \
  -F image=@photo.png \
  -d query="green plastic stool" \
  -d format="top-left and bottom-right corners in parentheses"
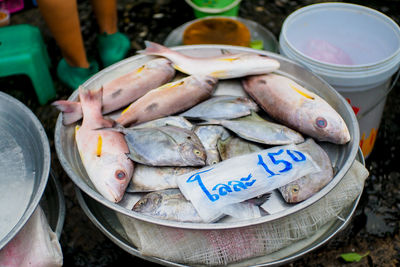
top-left (0, 24), bottom-right (56, 105)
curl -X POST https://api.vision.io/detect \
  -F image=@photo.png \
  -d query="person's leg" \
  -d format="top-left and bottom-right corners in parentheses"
top-left (91, 0), bottom-right (130, 67)
top-left (37, 0), bottom-right (88, 68)
top-left (37, 0), bottom-right (99, 90)
top-left (91, 0), bottom-right (118, 34)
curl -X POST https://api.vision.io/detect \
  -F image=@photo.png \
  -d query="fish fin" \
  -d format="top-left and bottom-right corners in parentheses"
top-left (75, 125), bottom-right (80, 136)
top-left (96, 134), bottom-right (103, 157)
top-left (158, 80), bottom-right (184, 91)
top-left (121, 102), bottom-right (134, 115)
top-left (138, 41), bottom-right (171, 56)
top-left (289, 84), bottom-right (315, 100)
top-left (210, 70), bottom-right (227, 78)
top-left (220, 49), bottom-right (232, 55)
top-left (52, 100), bottom-right (83, 125)
top-left (218, 57), bottom-right (240, 62)
top-left (172, 64), bottom-right (189, 74)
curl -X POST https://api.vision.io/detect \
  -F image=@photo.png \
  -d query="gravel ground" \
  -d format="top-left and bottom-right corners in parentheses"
top-left (2, 0), bottom-right (399, 266)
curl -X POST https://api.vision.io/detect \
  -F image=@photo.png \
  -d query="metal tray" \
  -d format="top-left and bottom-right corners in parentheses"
top-left (75, 149), bottom-right (364, 266)
top-left (0, 92), bottom-right (51, 249)
top-left (163, 16), bottom-right (279, 52)
top-left (40, 170), bottom-right (66, 239)
top-left (55, 45), bottom-right (360, 230)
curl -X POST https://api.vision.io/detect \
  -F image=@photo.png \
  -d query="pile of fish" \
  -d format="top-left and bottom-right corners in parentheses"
top-left (55, 41), bottom-right (351, 223)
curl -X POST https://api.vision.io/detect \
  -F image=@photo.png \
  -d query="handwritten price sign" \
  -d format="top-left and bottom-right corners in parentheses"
top-left (177, 144), bottom-right (319, 222)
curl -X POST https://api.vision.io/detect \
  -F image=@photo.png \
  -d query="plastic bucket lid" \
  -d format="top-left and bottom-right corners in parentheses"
top-left (279, 3), bottom-right (400, 88)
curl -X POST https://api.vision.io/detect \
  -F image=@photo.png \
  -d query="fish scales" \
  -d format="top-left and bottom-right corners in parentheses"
top-left (132, 189), bottom-right (204, 223)
top-left (203, 111), bottom-right (304, 145)
top-left (53, 58), bottom-right (175, 125)
top-left (180, 95), bottom-right (259, 120)
top-left (126, 164), bottom-right (197, 192)
top-left (116, 74), bottom-right (217, 126)
top-left (242, 73), bottom-right (350, 144)
top-left (139, 41), bottom-right (280, 79)
top-left (119, 125), bottom-right (206, 167)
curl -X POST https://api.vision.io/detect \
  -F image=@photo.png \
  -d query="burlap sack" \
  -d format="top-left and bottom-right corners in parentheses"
top-left (117, 160), bottom-right (368, 266)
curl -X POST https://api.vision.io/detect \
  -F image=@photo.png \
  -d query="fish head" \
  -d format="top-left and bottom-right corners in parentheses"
top-left (89, 154), bottom-right (134, 203)
top-left (147, 58), bottom-right (172, 68)
top-left (191, 75), bottom-right (218, 94)
top-left (246, 54), bottom-right (280, 73)
top-left (132, 192), bottom-right (162, 213)
top-left (303, 104), bottom-right (351, 144)
top-left (279, 179), bottom-right (315, 203)
top-left (179, 141), bottom-right (207, 166)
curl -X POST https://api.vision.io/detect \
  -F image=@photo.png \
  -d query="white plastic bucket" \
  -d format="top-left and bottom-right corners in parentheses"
top-left (279, 3), bottom-right (400, 158)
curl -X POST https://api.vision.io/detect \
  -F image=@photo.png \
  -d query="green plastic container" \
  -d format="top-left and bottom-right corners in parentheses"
top-left (185, 0), bottom-right (241, 18)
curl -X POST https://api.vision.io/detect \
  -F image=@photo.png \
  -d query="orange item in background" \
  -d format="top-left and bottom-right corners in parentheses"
top-left (183, 17), bottom-right (251, 47)
top-left (0, 9), bottom-right (10, 27)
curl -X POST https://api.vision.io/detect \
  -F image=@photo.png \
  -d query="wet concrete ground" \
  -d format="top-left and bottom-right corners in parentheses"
top-left (2, 0), bottom-right (400, 266)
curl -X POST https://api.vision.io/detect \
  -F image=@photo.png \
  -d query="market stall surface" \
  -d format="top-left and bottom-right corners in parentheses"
top-left (1, 0), bottom-right (399, 266)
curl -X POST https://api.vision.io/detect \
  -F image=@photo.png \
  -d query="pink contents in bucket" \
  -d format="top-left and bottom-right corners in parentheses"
top-left (303, 39), bottom-right (353, 65)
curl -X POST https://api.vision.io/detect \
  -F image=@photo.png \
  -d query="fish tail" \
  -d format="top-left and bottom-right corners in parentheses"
top-left (79, 86), bottom-right (103, 106)
top-left (79, 86), bottom-right (114, 128)
top-left (138, 41), bottom-right (171, 56)
top-left (52, 100), bottom-right (83, 125)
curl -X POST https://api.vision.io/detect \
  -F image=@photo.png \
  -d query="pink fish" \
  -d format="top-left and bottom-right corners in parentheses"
top-left (75, 86), bottom-right (134, 202)
top-left (53, 58), bottom-right (175, 125)
top-left (116, 75), bottom-right (217, 126)
top-left (242, 73), bottom-right (350, 144)
top-left (139, 41), bottom-right (280, 79)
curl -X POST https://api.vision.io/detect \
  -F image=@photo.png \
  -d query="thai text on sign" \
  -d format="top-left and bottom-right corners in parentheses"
top-left (177, 144), bottom-right (320, 222)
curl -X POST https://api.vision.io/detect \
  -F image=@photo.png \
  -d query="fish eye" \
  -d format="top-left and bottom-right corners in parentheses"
top-left (206, 78), bottom-right (215, 85)
top-left (257, 79), bottom-right (267, 84)
top-left (115, 170), bottom-right (126, 180)
top-left (211, 160), bottom-right (218, 165)
top-left (316, 117), bottom-right (327, 128)
top-left (291, 185), bottom-right (299, 194)
top-left (194, 149), bottom-right (202, 155)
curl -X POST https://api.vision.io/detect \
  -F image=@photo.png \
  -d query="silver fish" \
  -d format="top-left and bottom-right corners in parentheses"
top-left (278, 138), bottom-right (334, 203)
top-left (131, 116), bottom-right (193, 130)
top-left (132, 189), bottom-right (204, 223)
top-left (126, 164), bottom-right (197, 192)
top-left (205, 111), bottom-right (304, 145)
top-left (217, 136), bottom-right (264, 161)
top-left (242, 73), bottom-right (350, 144)
top-left (180, 95), bottom-right (259, 120)
top-left (139, 41), bottom-right (280, 79)
top-left (194, 125), bottom-right (231, 165)
top-left (119, 125), bottom-right (206, 166)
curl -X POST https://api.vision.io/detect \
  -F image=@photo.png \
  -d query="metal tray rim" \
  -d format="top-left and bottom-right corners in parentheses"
top-left (55, 45), bottom-right (360, 230)
top-left (0, 92), bottom-right (51, 249)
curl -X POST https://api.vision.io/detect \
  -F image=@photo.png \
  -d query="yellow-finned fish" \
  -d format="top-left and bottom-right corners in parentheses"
top-left (138, 41), bottom-right (280, 79)
top-left (52, 58), bottom-right (175, 125)
top-left (242, 73), bottom-right (351, 144)
top-left (116, 75), bottom-right (217, 126)
top-left (75, 86), bottom-right (134, 203)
